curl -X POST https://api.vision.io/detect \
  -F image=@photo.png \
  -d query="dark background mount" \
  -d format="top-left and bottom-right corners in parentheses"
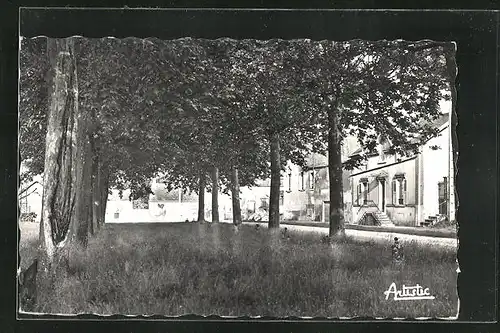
top-left (1, 4), bottom-right (498, 333)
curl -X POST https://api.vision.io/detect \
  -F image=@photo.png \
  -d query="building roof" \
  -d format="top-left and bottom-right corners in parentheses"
top-left (348, 113), bottom-right (450, 158)
top-left (348, 155), bottom-right (418, 178)
top-left (350, 147), bottom-right (363, 157)
top-left (255, 179), bottom-right (271, 187)
top-left (420, 112), bottom-right (449, 129)
top-left (410, 112), bottom-right (449, 136)
top-left (304, 153), bottom-right (329, 168)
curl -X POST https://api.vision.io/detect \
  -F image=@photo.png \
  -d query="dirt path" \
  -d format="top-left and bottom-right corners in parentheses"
top-left (244, 222), bottom-right (458, 250)
top-left (21, 219), bottom-right (457, 250)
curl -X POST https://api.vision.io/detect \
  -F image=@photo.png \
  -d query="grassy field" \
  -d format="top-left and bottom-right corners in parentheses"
top-left (19, 222), bottom-right (458, 318)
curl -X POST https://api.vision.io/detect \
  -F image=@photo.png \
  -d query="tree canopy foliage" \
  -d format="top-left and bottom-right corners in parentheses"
top-left (20, 37), bottom-right (451, 231)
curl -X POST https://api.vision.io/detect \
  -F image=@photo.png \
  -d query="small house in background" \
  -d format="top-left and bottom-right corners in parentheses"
top-left (106, 177), bottom-right (213, 223)
top-left (18, 172), bottom-right (43, 223)
top-left (239, 136), bottom-right (358, 223)
top-left (279, 153), bottom-right (353, 223)
top-left (347, 113), bottom-right (455, 227)
top-left (237, 180), bottom-right (272, 221)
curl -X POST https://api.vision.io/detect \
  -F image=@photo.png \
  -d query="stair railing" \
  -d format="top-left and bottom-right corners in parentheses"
top-left (438, 200), bottom-right (449, 216)
top-left (355, 200), bottom-right (384, 225)
top-left (356, 200), bottom-right (379, 214)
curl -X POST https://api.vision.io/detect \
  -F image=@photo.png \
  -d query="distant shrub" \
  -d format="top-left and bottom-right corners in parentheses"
top-left (152, 187), bottom-right (198, 202)
top-left (19, 212), bottom-right (37, 223)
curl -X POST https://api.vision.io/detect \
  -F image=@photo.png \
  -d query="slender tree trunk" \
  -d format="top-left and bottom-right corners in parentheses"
top-left (88, 169), bottom-right (95, 235)
top-left (231, 167), bottom-right (242, 225)
top-left (38, 37), bottom-right (85, 283)
top-left (74, 98), bottom-right (92, 245)
top-left (269, 132), bottom-right (281, 229)
top-left (327, 102), bottom-right (346, 238)
top-left (71, 124), bottom-right (92, 246)
top-left (17, 150), bottom-right (22, 269)
top-left (444, 45), bottom-right (458, 223)
top-left (197, 171), bottom-right (206, 222)
top-left (211, 167), bottom-right (219, 223)
top-left (90, 149), bottom-right (99, 233)
top-left (98, 167), bottom-right (110, 226)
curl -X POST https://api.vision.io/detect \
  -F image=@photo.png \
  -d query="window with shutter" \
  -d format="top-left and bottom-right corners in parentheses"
top-left (260, 197), bottom-right (268, 210)
top-left (398, 178), bottom-right (407, 205)
top-left (392, 179), bottom-right (397, 205)
top-left (288, 172), bottom-right (292, 192)
top-left (300, 171), bottom-right (305, 191)
top-left (363, 182), bottom-right (368, 204)
top-left (309, 171), bottom-right (315, 190)
top-left (351, 179), bottom-right (355, 204)
top-left (357, 183), bottom-right (362, 205)
top-left (401, 178), bottom-right (407, 205)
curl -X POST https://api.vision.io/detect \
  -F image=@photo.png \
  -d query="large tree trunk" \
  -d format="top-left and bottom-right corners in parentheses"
top-left (268, 132), bottom-right (281, 229)
top-left (231, 167), bottom-right (242, 225)
top-left (38, 37), bottom-right (89, 286)
top-left (327, 104), bottom-right (346, 238)
top-left (39, 37), bottom-right (79, 260)
top-left (197, 171), bottom-right (206, 222)
top-left (211, 167), bottom-right (220, 223)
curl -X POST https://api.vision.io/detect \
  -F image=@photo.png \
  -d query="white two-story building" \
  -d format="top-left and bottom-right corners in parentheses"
top-left (348, 113), bottom-right (455, 227)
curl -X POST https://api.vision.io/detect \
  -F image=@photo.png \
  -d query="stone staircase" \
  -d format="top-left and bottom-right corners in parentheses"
top-left (356, 211), bottom-right (394, 226)
top-left (421, 214), bottom-right (447, 227)
top-left (373, 211), bottom-right (394, 226)
top-left (421, 216), bottom-right (435, 227)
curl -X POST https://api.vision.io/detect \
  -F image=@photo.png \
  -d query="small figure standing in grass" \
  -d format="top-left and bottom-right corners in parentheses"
top-left (255, 223), bottom-right (260, 230)
top-left (391, 237), bottom-right (404, 264)
top-left (281, 227), bottom-right (290, 240)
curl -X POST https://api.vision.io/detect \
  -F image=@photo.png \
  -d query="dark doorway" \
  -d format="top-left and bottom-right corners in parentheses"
top-left (378, 179), bottom-right (386, 212)
top-left (381, 180), bottom-right (386, 211)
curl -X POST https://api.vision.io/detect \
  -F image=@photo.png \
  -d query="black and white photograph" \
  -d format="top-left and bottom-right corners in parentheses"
top-left (12, 7), bottom-right (496, 323)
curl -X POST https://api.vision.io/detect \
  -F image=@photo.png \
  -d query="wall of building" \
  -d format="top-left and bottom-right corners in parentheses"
top-left (365, 152), bottom-right (398, 170)
top-left (350, 157), bottom-right (418, 226)
top-left (237, 185), bottom-right (270, 219)
top-left (448, 123), bottom-right (456, 222)
top-left (421, 126), bottom-right (450, 220)
top-left (385, 206), bottom-right (416, 226)
top-left (280, 161), bottom-right (354, 223)
top-left (106, 187), bottom-right (227, 223)
top-left (106, 199), bottom-right (201, 223)
top-left (235, 160), bottom-right (354, 222)
top-left (281, 163), bottom-right (323, 220)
